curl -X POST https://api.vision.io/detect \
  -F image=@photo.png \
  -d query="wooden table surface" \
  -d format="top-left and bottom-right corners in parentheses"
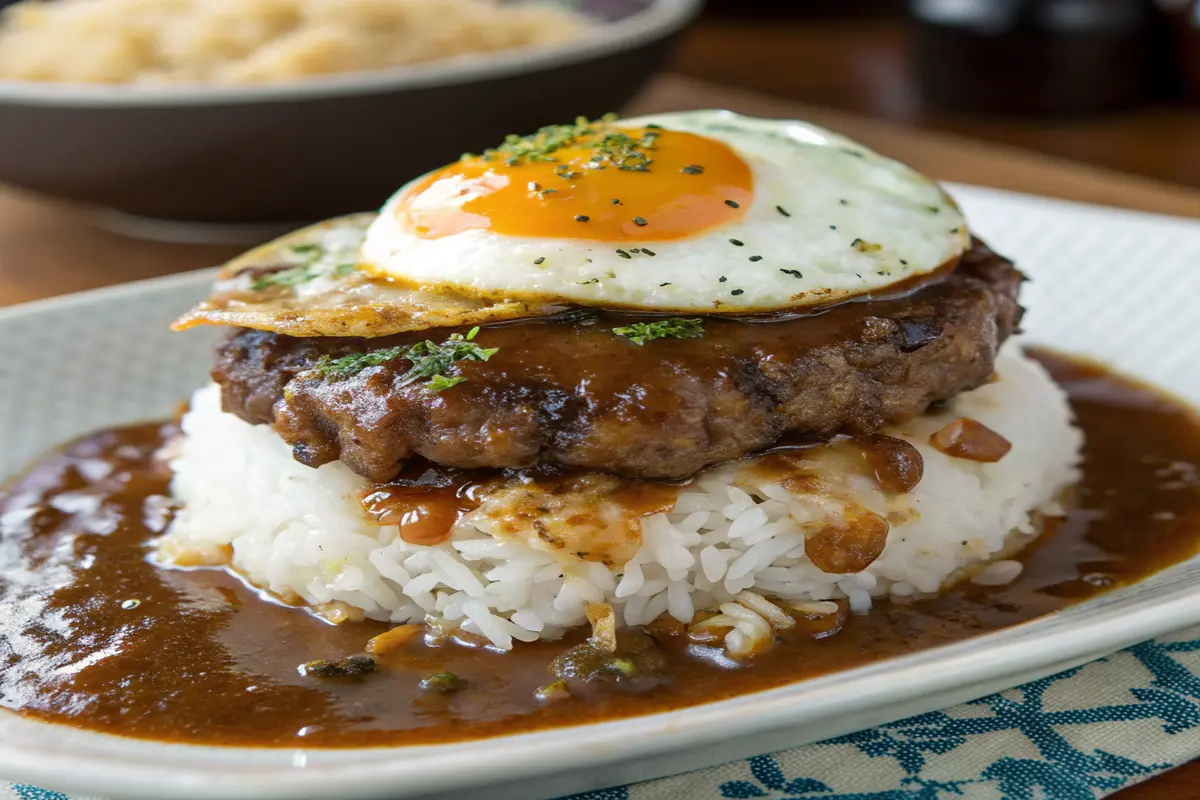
top-left (1, 66), bottom-right (1199, 797)
top-left (672, 15), bottom-right (1200, 193)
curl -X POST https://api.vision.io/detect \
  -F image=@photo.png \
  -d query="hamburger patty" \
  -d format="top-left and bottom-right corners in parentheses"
top-left (214, 239), bottom-right (1022, 482)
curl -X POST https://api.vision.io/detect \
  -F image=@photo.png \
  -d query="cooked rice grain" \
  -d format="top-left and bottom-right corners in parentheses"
top-left (162, 341), bottom-right (1081, 651)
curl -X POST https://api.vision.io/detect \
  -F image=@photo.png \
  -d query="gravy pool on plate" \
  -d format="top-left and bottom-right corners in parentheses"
top-left (1, 353), bottom-right (1199, 746)
top-left (1, 111), bottom-right (1198, 746)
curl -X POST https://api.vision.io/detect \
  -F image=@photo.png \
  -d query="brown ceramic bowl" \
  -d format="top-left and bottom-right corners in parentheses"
top-left (0, 0), bottom-right (700, 234)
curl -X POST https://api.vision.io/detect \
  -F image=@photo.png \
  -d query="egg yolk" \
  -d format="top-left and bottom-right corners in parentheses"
top-left (394, 121), bottom-right (754, 241)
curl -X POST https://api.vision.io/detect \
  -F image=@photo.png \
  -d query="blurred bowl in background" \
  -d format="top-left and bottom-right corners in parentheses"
top-left (0, 0), bottom-right (700, 237)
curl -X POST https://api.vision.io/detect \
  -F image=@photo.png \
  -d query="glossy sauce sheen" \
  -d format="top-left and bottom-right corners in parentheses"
top-left (2, 352), bottom-right (1200, 747)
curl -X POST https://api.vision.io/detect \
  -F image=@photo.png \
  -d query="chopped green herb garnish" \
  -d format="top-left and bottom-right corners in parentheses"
top-left (615, 249), bottom-right (632, 259)
top-left (729, 239), bottom-right (744, 247)
top-left (724, 199), bottom-right (740, 209)
top-left (533, 256), bottom-right (545, 265)
top-left (682, 164), bottom-right (705, 175)
top-left (780, 269), bottom-right (803, 279)
top-left (731, 289), bottom-right (745, 296)
top-left (419, 672), bottom-right (469, 693)
top-left (251, 265), bottom-right (320, 290)
top-left (575, 214), bottom-right (590, 223)
top-left (604, 657), bottom-right (637, 677)
top-left (300, 655), bottom-right (375, 678)
top-left (748, 255), bottom-right (763, 262)
top-left (641, 248), bottom-right (656, 257)
top-left (313, 327), bottom-right (498, 388)
top-left (632, 216), bottom-right (647, 227)
top-left (534, 680), bottom-right (572, 702)
top-left (426, 375), bottom-right (468, 392)
top-left (477, 113), bottom-right (659, 175)
top-left (250, 242), bottom-right (359, 290)
top-left (776, 205), bottom-right (791, 217)
top-left (613, 318), bottom-right (704, 346)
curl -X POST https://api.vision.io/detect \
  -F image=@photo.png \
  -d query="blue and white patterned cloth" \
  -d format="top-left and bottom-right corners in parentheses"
top-left (6, 628), bottom-right (1200, 800)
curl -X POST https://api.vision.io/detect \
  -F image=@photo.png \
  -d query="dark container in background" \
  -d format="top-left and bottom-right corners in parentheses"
top-left (1177, 1), bottom-right (1200, 103)
top-left (910, 0), bottom-right (1154, 115)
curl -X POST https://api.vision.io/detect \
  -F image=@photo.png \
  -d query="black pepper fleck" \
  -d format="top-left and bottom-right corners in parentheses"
top-left (632, 216), bottom-right (647, 227)
top-left (729, 239), bottom-right (744, 247)
top-left (611, 198), bottom-right (621, 205)
top-left (575, 215), bottom-right (590, 223)
top-left (839, 199), bottom-right (850, 206)
top-left (719, 276), bottom-right (728, 283)
top-left (748, 255), bottom-right (763, 262)
top-left (682, 164), bottom-right (705, 175)
top-left (659, 282), bottom-right (672, 287)
top-left (731, 289), bottom-right (744, 296)
top-left (829, 225), bottom-right (837, 230)
top-left (533, 257), bottom-right (545, 265)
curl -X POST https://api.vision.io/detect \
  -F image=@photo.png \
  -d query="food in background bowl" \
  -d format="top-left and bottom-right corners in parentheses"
top-left (0, 0), bottom-right (590, 85)
top-left (0, 0), bottom-right (694, 225)
top-left (5, 111), bottom-right (1199, 750)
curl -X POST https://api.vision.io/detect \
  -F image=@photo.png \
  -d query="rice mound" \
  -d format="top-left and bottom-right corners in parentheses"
top-left (162, 341), bottom-right (1082, 652)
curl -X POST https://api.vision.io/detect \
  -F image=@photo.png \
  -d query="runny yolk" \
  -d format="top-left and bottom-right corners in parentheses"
top-left (394, 125), bottom-right (754, 241)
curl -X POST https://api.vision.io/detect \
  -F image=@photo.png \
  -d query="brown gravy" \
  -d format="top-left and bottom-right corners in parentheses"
top-left (2, 350), bottom-right (1200, 748)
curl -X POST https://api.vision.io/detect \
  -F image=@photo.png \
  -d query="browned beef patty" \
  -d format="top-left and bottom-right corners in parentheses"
top-left (214, 239), bottom-right (1022, 482)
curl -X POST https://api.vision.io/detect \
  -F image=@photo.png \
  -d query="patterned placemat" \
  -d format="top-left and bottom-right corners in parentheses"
top-left (5, 627), bottom-right (1198, 800)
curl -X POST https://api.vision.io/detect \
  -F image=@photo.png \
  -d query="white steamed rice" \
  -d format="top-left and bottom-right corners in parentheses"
top-left (162, 340), bottom-right (1082, 652)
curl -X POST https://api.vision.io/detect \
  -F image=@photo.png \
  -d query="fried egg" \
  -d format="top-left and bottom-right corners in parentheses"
top-left (172, 214), bottom-right (565, 337)
top-left (361, 110), bottom-right (969, 313)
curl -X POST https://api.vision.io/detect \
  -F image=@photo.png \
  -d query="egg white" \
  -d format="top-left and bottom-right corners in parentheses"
top-left (363, 110), bottom-right (969, 313)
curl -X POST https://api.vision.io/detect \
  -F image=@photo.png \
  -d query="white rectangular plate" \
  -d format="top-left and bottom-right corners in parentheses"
top-left (1, 184), bottom-right (1199, 800)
